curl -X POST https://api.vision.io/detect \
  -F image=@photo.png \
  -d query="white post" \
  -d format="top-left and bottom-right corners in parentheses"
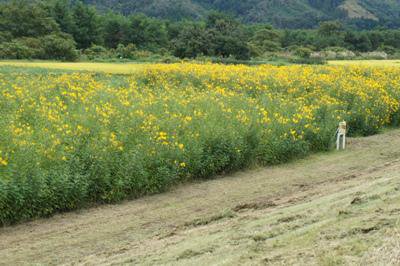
top-left (342, 134), bottom-right (346, 149)
top-left (337, 121), bottom-right (347, 151)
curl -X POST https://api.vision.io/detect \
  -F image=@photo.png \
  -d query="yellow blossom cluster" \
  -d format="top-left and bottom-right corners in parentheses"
top-left (1, 63), bottom-right (400, 224)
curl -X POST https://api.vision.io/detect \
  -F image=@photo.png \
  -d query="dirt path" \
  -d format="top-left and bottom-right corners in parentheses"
top-left (1, 130), bottom-right (400, 265)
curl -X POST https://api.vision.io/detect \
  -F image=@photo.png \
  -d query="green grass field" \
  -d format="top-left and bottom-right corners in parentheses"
top-left (0, 60), bottom-right (149, 74)
top-left (328, 59), bottom-right (400, 67)
top-left (2, 60), bottom-right (400, 74)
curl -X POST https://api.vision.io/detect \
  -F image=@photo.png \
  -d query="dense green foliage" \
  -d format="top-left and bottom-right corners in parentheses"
top-left (83, 0), bottom-right (400, 29)
top-left (1, 0), bottom-right (400, 61)
top-left (0, 0), bottom-right (79, 60)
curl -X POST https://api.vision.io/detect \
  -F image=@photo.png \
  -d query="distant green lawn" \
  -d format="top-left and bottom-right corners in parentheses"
top-left (328, 59), bottom-right (400, 67)
top-left (2, 60), bottom-right (400, 75)
top-left (0, 60), bottom-right (149, 74)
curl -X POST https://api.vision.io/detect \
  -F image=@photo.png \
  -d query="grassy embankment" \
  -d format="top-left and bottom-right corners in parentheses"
top-left (0, 129), bottom-right (399, 265)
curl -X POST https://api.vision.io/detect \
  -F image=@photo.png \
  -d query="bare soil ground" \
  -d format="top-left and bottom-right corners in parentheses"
top-left (1, 130), bottom-right (400, 266)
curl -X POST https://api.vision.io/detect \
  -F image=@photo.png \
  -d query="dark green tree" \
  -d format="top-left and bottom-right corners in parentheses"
top-left (40, 33), bottom-right (78, 61)
top-left (125, 14), bottom-right (168, 51)
top-left (344, 32), bottom-right (372, 52)
top-left (72, 2), bottom-right (102, 49)
top-left (249, 26), bottom-right (282, 53)
top-left (50, 0), bottom-right (76, 35)
top-left (173, 24), bottom-right (211, 58)
top-left (318, 21), bottom-right (343, 38)
top-left (103, 13), bottom-right (129, 48)
top-left (0, 0), bottom-right (59, 38)
top-left (205, 12), bottom-right (250, 60)
top-left (316, 21), bottom-right (345, 49)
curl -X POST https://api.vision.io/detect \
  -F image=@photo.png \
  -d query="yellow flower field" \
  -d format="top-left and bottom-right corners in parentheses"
top-left (1, 63), bottom-right (400, 224)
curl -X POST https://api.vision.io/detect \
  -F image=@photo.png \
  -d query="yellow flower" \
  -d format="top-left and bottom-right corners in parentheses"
top-left (0, 157), bottom-right (8, 166)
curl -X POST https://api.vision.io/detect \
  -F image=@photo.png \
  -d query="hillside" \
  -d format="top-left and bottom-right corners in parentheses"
top-left (2, 129), bottom-right (399, 265)
top-left (83, 0), bottom-right (400, 28)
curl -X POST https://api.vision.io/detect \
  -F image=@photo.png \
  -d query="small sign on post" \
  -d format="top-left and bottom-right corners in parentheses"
top-left (337, 121), bottom-right (347, 150)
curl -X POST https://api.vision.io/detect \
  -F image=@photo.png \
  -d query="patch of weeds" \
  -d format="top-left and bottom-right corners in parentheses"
top-left (233, 201), bottom-right (277, 212)
top-left (340, 174), bottom-right (358, 181)
top-left (381, 151), bottom-right (400, 159)
top-left (157, 230), bottom-right (177, 240)
top-left (333, 238), bottom-right (372, 257)
top-left (184, 209), bottom-right (236, 227)
top-left (366, 194), bottom-right (382, 201)
top-left (341, 219), bottom-right (395, 238)
top-left (345, 225), bottom-right (379, 237)
top-left (338, 209), bottom-right (351, 217)
top-left (360, 226), bottom-right (380, 234)
top-left (390, 208), bottom-right (400, 214)
top-left (271, 240), bottom-right (284, 248)
top-left (321, 231), bottom-right (339, 240)
top-left (252, 234), bottom-right (270, 242)
top-left (292, 183), bottom-right (309, 189)
top-left (277, 214), bottom-right (303, 223)
top-left (350, 194), bottom-right (383, 209)
top-left (251, 230), bottom-right (282, 242)
top-left (318, 254), bottom-right (345, 266)
top-left (262, 254), bottom-right (283, 264)
top-left (177, 246), bottom-right (215, 260)
top-left (350, 197), bottom-right (363, 205)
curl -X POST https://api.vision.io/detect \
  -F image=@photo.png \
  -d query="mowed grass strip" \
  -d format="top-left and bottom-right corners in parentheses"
top-left (2, 60), bottom-right (400, 73)
top-left (329, 59), bottom-right (400, 67)
top-left (0, 60), bottom-right (149, 74)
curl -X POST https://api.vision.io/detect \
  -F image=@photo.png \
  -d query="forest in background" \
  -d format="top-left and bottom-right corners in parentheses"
top-left (83, 0), bottom-right (400, 29)
top-left (1, 0), bottom-right (400, 62)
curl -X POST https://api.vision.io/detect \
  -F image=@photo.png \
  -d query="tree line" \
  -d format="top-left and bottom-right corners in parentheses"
top-left (1, 0), bottom-right (400, 61)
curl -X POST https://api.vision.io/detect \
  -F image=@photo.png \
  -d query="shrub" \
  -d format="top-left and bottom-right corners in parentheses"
top-left (84, 44), bottom-right (109, 60)
top-left (359, 51), bottom-right (388, 60)
top-left (40, 34), bottom-right (78, 61)
top-left (294, 47), bottom-right (312, 59)
top-left (116, 43), bottom-right (137, 59)
top-left (0, 40), bottom-right (37, 59)
top-left (290, 57), bottom-right (326, 65)
top-left (377, 45), bottom-right (396, 55)
top-left (0, 34), bottom-right (78, 61)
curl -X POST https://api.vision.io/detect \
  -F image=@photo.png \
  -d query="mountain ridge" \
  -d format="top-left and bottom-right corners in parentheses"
top-left (83, 0), bottom-right (400, 28)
